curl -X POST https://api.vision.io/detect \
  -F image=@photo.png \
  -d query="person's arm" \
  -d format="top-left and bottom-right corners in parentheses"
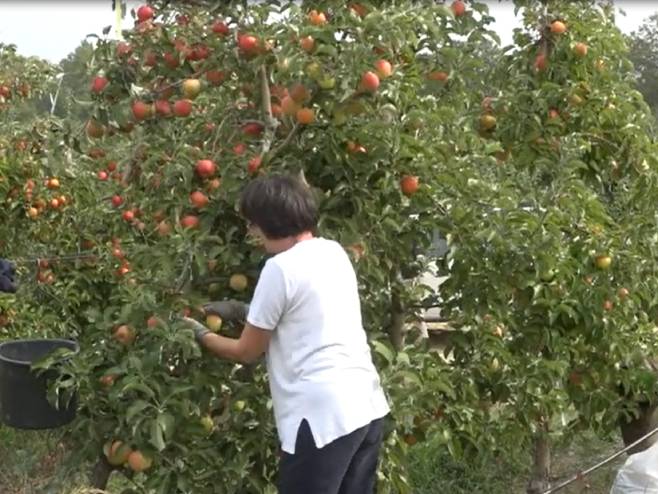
top-left (198, 322), bottom-right (271, 364)
top-left (185, 260), bottom-right (285, 363)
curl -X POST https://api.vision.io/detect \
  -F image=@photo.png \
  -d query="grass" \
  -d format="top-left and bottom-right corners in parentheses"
top-left (1, 423), bottom-right (627, 494)
top-left (408, 431), bottom-right (625, 494)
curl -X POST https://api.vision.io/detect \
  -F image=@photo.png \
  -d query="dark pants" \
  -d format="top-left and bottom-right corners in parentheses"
top-left (277, 417), bottom-right (384, 494)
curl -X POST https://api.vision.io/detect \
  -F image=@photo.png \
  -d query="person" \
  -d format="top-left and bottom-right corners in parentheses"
top-left (183, 174), bottom-right (390, 494)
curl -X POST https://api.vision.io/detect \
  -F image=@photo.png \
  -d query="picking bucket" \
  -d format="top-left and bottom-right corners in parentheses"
top-left (0, 338), bottom-right (78, 429)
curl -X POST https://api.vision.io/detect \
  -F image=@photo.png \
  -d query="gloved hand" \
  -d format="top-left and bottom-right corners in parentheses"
top-left (181, 316), bottom-right (210, 344)
top-left (203, 300), bottom-right (249, 322)
top-left (0, 259), bottom-right (17, 293)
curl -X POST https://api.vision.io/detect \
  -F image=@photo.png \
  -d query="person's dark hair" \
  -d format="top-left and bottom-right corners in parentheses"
top-left (240, 174), bottom-right (318, 239)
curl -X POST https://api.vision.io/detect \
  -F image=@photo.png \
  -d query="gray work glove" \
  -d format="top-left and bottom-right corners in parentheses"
top-left (203, 300), bottom-right (249, 322)
top-left (181, 316), bottom-right (211, 344)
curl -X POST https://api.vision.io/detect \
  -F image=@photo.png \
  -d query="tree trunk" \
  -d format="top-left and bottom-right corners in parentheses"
top-left (90, 454), bottom-right (113, 489)
top-left (526, 422), bottom-right (551, 494)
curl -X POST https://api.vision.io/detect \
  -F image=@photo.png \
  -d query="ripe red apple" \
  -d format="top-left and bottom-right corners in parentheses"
top-left (242, 122), bottom-right (264, 137)
top-left (195, 159), bottom-right (217, 178)
top-left (111, 195), bottom-right (124, 208)
top-left (238, 35), bottom-right (259, 55)
top-left (154, 99), bottom-right (172, 117)
top-left (98, 170), bottom-right (109, 181)
top-left (91, 76), bottom-right (109, 94)
top-left (360, 71), bottom-right (380, 93)
top-left (180, 215), bottom-right (200, 229)
top-left (248, 156), bottom-right (262, 174)
top-left (122, 210), bottom-right (135, 222)
top-left (206, 70), bottom-right (225, 86)
top-left (233, 143), bottom-right (247, 155)
top-left (212, 20), bottom-right (229, 36)
top-left (400, 175), bottom-right (419, 196)
top-left (375, 59), bottom-right (393, 79)
top-left (132, 100), bottom-right (152, 121)
top-left (190, 191), bottom-right (209, 209)
top-left (173, 99), bottom-right (193, 117)
top-left (136, 5), bottom-right (154, 22)
top-left (300, 36), bottom-right (315, 53)
top-left (451, 0), bottom-right (466, 17)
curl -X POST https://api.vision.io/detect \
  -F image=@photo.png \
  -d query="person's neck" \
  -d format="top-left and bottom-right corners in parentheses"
top-left (272, 231), bottom-right (314, 253)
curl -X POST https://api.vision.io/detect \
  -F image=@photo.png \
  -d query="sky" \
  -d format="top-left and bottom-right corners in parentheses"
top-left (0, 1), bottom-right (655, 63)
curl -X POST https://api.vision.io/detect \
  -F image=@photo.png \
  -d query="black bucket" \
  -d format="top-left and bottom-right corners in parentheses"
top-left (0, 339), bottom-right (79, 429)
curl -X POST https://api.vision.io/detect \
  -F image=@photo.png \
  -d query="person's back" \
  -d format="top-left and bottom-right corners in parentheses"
top-left (249, 237), bottom-right (389, 454)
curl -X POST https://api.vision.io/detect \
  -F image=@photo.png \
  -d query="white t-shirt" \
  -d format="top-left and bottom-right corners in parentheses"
top-left (247, 237), bottom-right (390, 454)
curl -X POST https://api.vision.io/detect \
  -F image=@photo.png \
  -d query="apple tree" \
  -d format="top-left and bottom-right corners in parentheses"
top-left (431, 0), bottom-right (658, 491)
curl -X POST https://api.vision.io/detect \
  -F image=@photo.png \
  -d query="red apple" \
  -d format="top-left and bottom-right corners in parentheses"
top-left (375, 59), bottom-right (393, 79)
top-left (212, 20), bottom-right (229, 36)
top-left (180, 215), bottom-right (200, 229)
top-left (195, 159), bottom-right (217, 178)
top-left (248, 156), bottom-right (262, 174)
top-left (154, 99), bottom-right (172, 117)
top-left (190, 191), bottom-right (209, 209)
top-left (451, 0), bottom-right (466, 17)
top-left (91, 76), bottom-right (109, 94)
top-left (132, 100), bottom-right (152, 121)
top-left (238, 35), bottom-right (259, 55)
top-left (111, 195), bottom-right (124, 208)
top-left (242, 122), bottom-right (264, 137)
top-left (400, 175), bottom-right (419, 196)
top-left (206, 70), bottom-right (225, 86)
top-left (360, 71), bottom-right (380, 92)
top-left (173, 99), bottom-right (193, 117)
top-left (136, 5), bottom-right (154, 22)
